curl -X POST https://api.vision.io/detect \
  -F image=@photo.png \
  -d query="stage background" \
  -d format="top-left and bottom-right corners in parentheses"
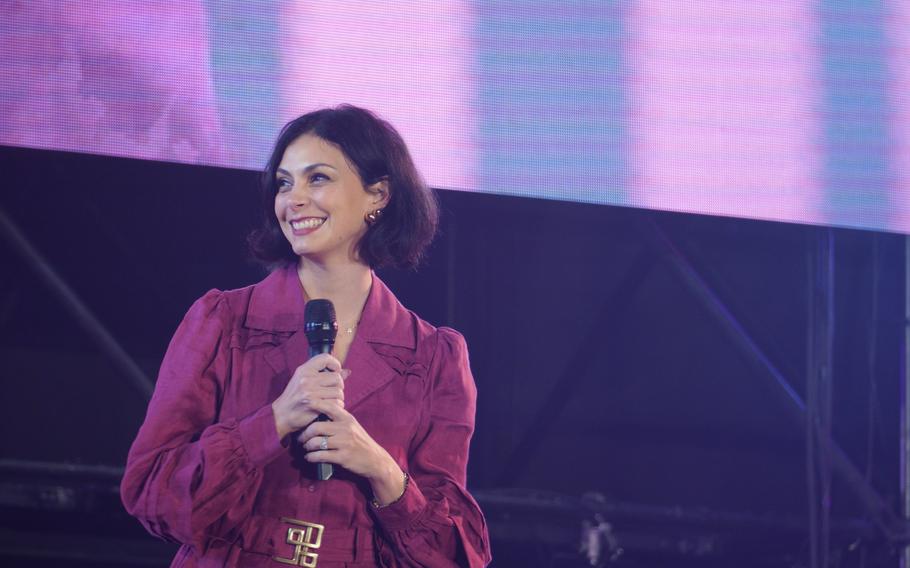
top-left (0, 144), bottom-right (903, 566)
top-left (2, 2), bottom-right (908, 566)
top-left (1, 0), bottom-right (908, 233)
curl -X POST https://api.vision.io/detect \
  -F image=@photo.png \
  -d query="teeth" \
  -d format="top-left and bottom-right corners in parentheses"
top-left (291, 218), bottom-right (325, 230)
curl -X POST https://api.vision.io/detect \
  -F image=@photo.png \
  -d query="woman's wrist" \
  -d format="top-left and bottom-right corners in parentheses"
top-left (271, 402), bottom-right (290, 439)
top-left (368, 456), bottom-right (407, 507)
top-left (371, 472), bottom-right (409, 509)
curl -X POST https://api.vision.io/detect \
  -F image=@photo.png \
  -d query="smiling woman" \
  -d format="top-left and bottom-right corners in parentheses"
top-left (250, 106), bottom-right (438, 272)
top-left (273, 134), bottom-right (388, 263)
top-left (120, 105), bottom-right (491, 567)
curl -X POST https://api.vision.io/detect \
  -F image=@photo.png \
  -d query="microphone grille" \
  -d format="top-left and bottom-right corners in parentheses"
top-left (304, 299), bottom-right (337, 344)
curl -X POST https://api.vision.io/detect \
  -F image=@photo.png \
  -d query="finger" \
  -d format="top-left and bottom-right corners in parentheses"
top-left (300, 418), bottom-right (338, 441)
top-left (303, 384), bottom-right (343, 400)
top-left (293, 355), bottom-right (338, 377)
top-left (310, 388), bottom-right (344, 402)
top-left (290, 372), bottom-right (341, 393)
top-left (307, 353), bottom-right (342, 373)
top-left (299, 432), bottom-right (317, 449)
top-left (307, 398), bottom-right (347, 422)
top-left (300, 432), bottom-right (337, 451)
top-left (315, 372), bottom-right (345, 389)
top-left (304, 449), bottom-right (340, 464)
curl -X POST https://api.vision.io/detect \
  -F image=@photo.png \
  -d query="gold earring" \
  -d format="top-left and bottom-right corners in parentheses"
top-left (365, 208), bottom-right (383, 226)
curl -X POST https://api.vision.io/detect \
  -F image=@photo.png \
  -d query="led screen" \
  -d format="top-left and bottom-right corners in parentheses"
top-left (2, 1), bottom-right (908, 233)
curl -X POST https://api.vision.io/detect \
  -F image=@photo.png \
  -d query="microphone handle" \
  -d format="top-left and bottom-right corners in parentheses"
top-left (308, 344), bottom-right (334, 481)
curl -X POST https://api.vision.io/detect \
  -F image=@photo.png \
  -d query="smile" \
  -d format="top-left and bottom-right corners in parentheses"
top-left (290, 218), bottom-right (325, 230)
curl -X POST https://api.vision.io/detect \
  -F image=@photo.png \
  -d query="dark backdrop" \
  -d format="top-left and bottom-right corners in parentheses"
top-left (0, 145), bottom-right (905, 567)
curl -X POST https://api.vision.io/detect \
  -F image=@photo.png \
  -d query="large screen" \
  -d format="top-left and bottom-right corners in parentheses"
top-left (2, 1), bottom-right (908, 233)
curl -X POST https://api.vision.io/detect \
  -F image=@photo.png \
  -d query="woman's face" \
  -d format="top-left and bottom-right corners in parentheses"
top-left (274, 134), bottom-right (386, 265)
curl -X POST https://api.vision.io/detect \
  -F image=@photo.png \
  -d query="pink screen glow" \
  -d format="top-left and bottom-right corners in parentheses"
top-left (890, 1), bottom-right (910, 230)
top-left (0, 1), bottom-right (226, 165)
top-left (628, 1), bottom-right (824, 226)
top-left (1, 1), bottom-right (907, 234)
top-left (278, 1), bottom-right (477, 192)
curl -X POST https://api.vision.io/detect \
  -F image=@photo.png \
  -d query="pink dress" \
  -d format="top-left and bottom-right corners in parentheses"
top-left (120, 265), bottom-right (491, 567)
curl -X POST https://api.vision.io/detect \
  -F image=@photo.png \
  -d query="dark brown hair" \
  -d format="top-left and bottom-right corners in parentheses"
top-left (248, 105), bottom-right (438, 269)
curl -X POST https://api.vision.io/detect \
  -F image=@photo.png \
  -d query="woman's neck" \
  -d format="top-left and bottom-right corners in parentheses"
top-left (297, 257), bottom-right (372, 329)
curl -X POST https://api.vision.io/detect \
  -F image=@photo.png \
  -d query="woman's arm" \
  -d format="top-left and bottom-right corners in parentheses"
top-left (301, 328), bottom-right (490, 566)
top-left (119, 290), bottom-right (286, 548)
top-left (297, 327), bottom-right (492, 566)
top-left (367, 327), bottom-right (491, 567)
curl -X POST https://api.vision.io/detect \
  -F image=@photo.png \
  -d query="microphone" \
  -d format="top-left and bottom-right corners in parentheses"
top-left (304, 299), bottom-right (338, 481)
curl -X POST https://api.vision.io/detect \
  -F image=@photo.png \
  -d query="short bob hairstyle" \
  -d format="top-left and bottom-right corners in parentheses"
top-left (249, 105), bottom-right (438, 269)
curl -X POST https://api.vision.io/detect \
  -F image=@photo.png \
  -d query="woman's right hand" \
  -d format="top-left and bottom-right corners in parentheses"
top-left (272, 353), bottom-right (347, 440)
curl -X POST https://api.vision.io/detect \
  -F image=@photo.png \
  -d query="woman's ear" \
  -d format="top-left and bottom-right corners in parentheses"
top-left (367, 178), bottom-right (391, 209)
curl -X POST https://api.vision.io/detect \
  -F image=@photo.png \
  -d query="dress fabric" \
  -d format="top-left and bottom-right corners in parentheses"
top-left (120, 265), bottom-right (491, 567)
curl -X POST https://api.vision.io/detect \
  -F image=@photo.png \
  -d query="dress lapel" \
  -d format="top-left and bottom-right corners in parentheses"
top-left (338, 273), bottom-right (417, 412)
top-left (245, 264), bottom-right (311, 378)
top-left (341, 333), bottom-right (398, 412)
top-left (247, 265), bottom-right (417, 409)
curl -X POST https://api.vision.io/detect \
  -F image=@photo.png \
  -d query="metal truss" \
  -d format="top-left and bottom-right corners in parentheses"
top-left (0, 207), bottom-right (154, 400)
top-left (496, 213), bottom-right (910, 550)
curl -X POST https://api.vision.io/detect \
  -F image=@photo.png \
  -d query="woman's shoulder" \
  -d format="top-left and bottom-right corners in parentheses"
top-left (370, 275), bottom-right (468, 356)
top-left (402, 309), bottom-right (468, 365)
top-left (182, 269), bottom-right (276, 324)
top-left (410, 315), bottom-right (464, 347)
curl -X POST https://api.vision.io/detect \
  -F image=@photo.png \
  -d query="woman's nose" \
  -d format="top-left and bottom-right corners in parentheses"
top-left (288, 184), bottom-right (310, 208)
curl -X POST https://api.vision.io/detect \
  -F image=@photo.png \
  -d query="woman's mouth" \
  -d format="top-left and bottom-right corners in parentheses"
top-left (290, 217), bottom-right (325, 234)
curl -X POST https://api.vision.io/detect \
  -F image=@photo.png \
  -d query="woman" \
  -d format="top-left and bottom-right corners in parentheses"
top-left (121, 105), bottom-right (491, 567)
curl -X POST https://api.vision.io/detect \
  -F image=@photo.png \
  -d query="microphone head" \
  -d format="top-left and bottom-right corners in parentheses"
top-left (304, 299), bottom-right (338, 348)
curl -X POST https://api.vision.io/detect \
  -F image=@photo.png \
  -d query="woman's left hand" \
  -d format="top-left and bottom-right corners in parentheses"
top-left (299, 405), bottom-right (406, 505)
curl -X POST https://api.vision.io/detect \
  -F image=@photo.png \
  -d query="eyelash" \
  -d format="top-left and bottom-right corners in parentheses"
top-left (276, 173), bottom-right (329, 191)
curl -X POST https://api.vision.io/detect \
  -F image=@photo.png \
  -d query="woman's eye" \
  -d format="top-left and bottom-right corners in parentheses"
top-left (310, 172), bottom-right (329, 183)
top-left (276, 178), bottom-right (292, 191)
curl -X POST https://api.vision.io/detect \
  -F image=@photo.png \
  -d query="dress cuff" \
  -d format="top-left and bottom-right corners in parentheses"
top-left (238, 404), bottom-right (286, 468)
top-left (370, 474), bottom-right (428, 530)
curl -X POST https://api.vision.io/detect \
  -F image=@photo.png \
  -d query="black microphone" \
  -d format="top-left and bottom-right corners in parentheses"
top-left (304, 299), bottom-right (338, 481)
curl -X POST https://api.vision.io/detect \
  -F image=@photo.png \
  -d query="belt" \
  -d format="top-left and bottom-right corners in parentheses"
top-left (273, 518), bottom-right (324, 567)
top-left (238, 517), bottom-right (376, 567)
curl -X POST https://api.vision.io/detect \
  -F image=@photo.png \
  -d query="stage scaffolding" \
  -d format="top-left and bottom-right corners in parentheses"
top-left (1, 175), bottom-right (908, 565)
top-left (903, 234), bottom-right (910, 568)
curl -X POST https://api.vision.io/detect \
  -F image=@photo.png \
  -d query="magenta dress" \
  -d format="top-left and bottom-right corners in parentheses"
top-left (121, 265), bottom-right (491, 567)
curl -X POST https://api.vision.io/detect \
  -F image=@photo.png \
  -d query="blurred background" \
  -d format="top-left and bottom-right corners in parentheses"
top-left (1, 1), bottom-right (909, 566)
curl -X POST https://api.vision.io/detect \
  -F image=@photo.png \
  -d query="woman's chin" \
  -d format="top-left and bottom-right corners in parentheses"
top-left (293, 247), bottom-right (320, 260)
top-left (287, 239), bottom-right (319, 256)
top-left (293, 248), bottom-right (334, 265)
top-left (290, 244), bottom-right (308, 256)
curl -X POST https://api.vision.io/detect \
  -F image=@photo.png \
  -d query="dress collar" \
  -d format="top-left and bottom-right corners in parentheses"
top-left (244, 263), bottom-right (416, 349)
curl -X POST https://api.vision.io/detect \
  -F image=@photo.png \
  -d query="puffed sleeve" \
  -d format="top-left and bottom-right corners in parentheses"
top-left (370, 328), bottom-right (492, 567)
top-left (120, 290), bottom-right (286, 548)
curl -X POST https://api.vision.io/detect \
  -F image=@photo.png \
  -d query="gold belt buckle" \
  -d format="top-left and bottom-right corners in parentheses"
top-left (273, 517), bottom-right (325, 567)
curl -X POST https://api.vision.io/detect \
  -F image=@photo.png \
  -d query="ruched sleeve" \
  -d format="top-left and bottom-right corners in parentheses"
top-left (120, 290), bottom-right (286, 548)
top-left (371, 328), bottom-right (492, 567)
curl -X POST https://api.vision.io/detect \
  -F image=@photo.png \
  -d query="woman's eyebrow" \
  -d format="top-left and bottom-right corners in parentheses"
top-left (276, 163), bottom-right (338, 177)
